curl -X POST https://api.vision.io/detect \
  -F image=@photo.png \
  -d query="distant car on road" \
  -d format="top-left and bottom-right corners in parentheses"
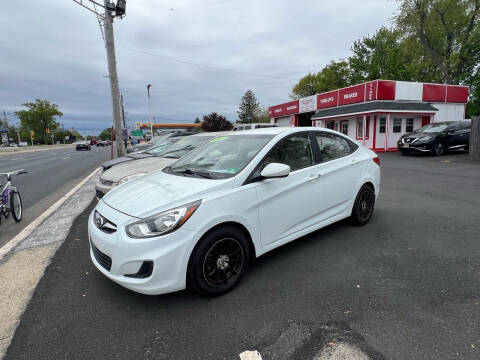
top-left (398, 121), bottom-right (471, 156)
top-left (76, 141), bottom-right (91, 151)
top-left (89, 127), bottom-right (380, 296)
top-left (95, 133), bottom-right (216, 198)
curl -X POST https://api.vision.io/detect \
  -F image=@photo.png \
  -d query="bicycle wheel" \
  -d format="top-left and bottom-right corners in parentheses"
top-left (10, 190), bottom-right (22, 222)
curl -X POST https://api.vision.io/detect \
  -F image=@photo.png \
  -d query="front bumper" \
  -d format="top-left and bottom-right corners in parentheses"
top-left (397, 141), bottom-right (433, 153)
top-left (88, 200), bottom-right (197, 295)
top-left (95, 179), bottom-right (115, 198)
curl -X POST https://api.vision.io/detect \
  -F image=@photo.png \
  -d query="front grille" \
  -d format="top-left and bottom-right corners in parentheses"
top-left (90, 241), bottom-right (112, 271)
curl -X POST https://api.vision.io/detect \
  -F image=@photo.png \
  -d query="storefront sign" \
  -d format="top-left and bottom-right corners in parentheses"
top-left (317, 90), bottom-right (338, 109)
top-left (284, 100), bottom-right (299, 115)
top-left (270, 104), bottom-right (285, 117)
top-left (299, 95), bottom-right (317, 113)
top-left (338, 84), bottom-right (365, 106)
top-left (365, 81), bottom-right (377, 101)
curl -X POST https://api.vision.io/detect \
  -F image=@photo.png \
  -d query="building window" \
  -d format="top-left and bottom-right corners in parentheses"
top-left (393, 118), bottom-right (402, 133)
top-left (379, 118), bottom-right (386, 134)
top-left (356, 117), bottom-right (370, 139)
top-left (341, 121), bottom-right (348, 135)
top-left (406, 118), bottom-right (414, 133)
top-left (325, 121), bottom-right (335, 130)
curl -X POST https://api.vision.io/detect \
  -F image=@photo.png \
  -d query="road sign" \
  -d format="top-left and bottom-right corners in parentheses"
top-left (131, 129), bottom-right (143, 137)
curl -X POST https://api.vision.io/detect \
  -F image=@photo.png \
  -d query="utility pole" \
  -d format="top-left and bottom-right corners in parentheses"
top-left (104, 0), bottom-right (124, 157)
top-left (72, 0), bottom-right (127, 157)
top-left (120, 94), bottom-right (127, 150)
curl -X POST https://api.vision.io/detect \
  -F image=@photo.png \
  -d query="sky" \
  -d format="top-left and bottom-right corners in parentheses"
top-left (0, 0), bottom-right (399, 135)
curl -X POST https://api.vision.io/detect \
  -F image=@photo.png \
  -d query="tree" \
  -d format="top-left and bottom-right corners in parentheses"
top-left (255, 107), bottom-right (271, 123)
top-left (194, 117), bottom-right (201, 123)
top-left (201, 113), bottom-right (233, 132)
top-left (348, 27), bottom-right (440, 83)
top-left (99, 127), bottom-right (114, 140)
top-left (395, 0), bottom-right (480, 85)
top-left (291, 61), bottom-right (350, 99)
top-left (237, 90), bottom-right (260, 123)
top-left (15, 99), bottom-right (63, 144)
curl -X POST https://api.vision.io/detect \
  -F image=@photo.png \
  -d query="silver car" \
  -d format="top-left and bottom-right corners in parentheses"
top-left (95, 133), bottom-right (217, 198)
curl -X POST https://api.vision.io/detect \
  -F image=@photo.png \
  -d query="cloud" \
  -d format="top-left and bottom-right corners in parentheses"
top-left (0, 0), bottom-right (398, 134)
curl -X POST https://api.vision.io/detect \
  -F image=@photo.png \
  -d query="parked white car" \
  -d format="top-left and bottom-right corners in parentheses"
top-left (89, 127), bottom-right (380, 296)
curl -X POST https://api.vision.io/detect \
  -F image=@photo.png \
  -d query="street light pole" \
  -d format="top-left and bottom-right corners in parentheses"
top-left (104, 0), bottom-right (124, 157)
top-left (147, 84), bottom-right (153, 138)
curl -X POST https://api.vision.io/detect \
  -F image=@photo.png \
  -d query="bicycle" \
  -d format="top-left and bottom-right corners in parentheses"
top-left (0, 169), bottom-right (27, 223)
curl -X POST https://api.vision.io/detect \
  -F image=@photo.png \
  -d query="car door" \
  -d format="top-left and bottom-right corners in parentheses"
top-left (312, 132), bottom-right (361, 222)
top-left (253, 133), bottom-right (321, 247)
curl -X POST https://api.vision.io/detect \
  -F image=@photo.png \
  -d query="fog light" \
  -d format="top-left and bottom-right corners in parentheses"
top-left (124, 261), bottom-right (153, 278)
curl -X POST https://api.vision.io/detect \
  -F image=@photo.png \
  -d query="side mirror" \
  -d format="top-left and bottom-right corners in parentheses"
top-left (260, 163), bottom-right (290, 179)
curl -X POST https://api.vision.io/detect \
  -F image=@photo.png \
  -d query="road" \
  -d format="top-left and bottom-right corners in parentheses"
top-left (4, 151), bottom-right (480, 359)
top-left (0, 146), bottom-right (111, 247)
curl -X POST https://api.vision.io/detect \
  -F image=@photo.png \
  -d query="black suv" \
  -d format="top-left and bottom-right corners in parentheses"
top-left (398, 121), bottom-right (470, 156)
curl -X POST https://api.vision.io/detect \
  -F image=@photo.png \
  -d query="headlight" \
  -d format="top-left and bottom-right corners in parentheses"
top-left (118, 172), bottom-right (147, 185)
top-left (125, 200), bottom-right (201, 238)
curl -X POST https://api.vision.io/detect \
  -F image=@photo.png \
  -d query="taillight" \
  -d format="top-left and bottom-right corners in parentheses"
top-left (372, 157), bottom-right (380, 166)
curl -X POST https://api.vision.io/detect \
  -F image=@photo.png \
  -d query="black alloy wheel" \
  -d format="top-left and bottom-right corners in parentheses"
top-left (434, 142), bottom-right (445, 156)
top-left (188, 226), bottom-right (250, 296)
top-left (351, 185), bottom-right (375, 225)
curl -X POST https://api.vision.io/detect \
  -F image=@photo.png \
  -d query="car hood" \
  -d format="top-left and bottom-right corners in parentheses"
top-left (403, 131), bottom-right (441, 138)
top-left (101, 157), bottom-right (176, 183)
top-left (102, 170), bottom-right (232, 218)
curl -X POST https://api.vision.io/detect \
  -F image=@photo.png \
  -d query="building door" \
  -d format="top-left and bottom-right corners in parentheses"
top-left (421, 116), bottom-right (431, 127)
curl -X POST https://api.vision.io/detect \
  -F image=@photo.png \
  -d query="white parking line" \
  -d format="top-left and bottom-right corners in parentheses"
top-left (0, 167), bottom-right (100, 261)
top-left (61, 157), bottom-right (70, 160)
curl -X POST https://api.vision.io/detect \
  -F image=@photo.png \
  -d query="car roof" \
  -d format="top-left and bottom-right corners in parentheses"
top-left (218, 126), bottom-right (343, 137)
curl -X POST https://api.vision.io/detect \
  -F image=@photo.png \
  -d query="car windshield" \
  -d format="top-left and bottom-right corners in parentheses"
top-left (417, 124), bottom-right (449, 133)
top-left (149, 135), bottom-right (215, 158)
top-left (143, 139), bottom-right (180, 155)
top-left (168, 134), bottom-right (274, 179)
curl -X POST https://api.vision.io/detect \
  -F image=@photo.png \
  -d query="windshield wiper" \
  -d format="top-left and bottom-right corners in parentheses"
top-left (157, 145), bottom-right (196, 158)
top-left (171, 168), bottom-right (216, 179)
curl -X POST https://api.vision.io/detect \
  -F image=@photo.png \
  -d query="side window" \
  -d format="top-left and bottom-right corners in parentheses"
top-left (379, 118), bottom-right (386, 134)
top-left (316, 133), bottom-right (352, 162)
top-left (261, 134), bottom-right (314, 172)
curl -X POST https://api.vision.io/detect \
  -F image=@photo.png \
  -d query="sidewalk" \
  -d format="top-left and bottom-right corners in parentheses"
top-left (0, 170), bottom-right (98, 358)
top-left (0, 144), bottom-right (75, 156)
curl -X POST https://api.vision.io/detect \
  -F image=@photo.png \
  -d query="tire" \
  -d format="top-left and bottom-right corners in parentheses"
top-left (350, 184), bottom-right (375, 225)
top-left (10, 190), bottom-right (22, 222)
top-left (433, 142), bottom-right (445, 156)
top-left (188, 226), bottom-right (250, 297)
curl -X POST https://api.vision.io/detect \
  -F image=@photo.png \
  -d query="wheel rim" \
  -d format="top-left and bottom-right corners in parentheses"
top-left (13, 192), bottom-right (21, 218)
top-left (358, 189), bottom-right (374, 222)
top-left (436, 143), bottom-right (444, 155)
top-left (202, 238), bottom-right (244, 287)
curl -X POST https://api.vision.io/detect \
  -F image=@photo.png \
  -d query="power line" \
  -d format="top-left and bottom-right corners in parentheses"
top-left (117, 45), bottom-right (298, 81)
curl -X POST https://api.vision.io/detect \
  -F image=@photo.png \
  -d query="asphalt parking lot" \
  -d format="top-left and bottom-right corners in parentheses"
top-left (5, 151), bottom-right (480, 360)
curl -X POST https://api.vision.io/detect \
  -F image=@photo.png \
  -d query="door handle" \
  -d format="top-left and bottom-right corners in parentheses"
top-left (351, 158), bottom-right (359, 166)
top-left (307, 174), bottom-right (321, 182)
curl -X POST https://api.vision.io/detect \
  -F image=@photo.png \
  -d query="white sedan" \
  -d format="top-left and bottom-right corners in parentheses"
top-left (88, 127), bottom-right (380, 296)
